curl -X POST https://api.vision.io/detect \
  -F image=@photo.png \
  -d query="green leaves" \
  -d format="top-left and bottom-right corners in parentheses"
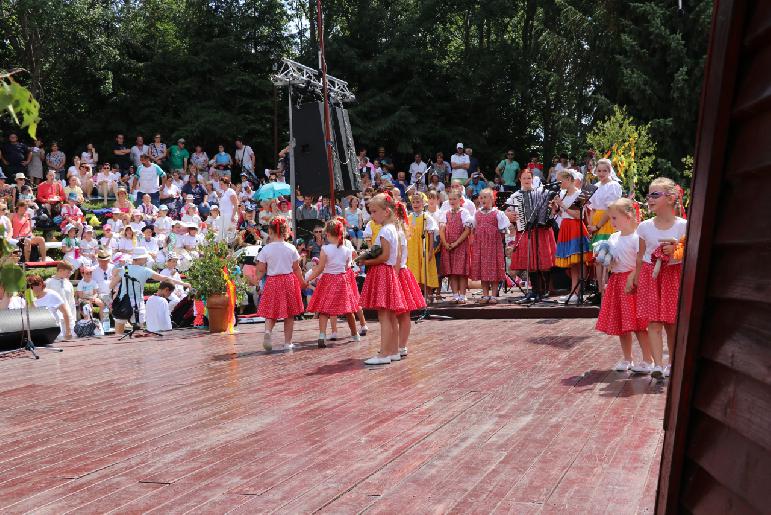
top-left (0, 265), bottom-right (26, 294)
top-left (0, 72), bottom-right (40, 138)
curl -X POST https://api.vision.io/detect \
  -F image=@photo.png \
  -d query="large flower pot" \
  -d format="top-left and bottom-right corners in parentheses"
top-left (206, 294), bottom-right (231, 333)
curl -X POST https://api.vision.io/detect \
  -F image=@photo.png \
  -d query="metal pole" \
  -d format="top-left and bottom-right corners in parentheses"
top-left (273, 85), bottom-right (279, 158)
top-left (288, 84), bottom-right (297, 240)
top-left (316, 0), bottom-right (336, 207)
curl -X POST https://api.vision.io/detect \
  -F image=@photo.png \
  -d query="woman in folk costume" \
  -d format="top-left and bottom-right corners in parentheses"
top-left (587, 158), bottom-right (623, 292)
top-left (407, 191), bottom-right (439, 301)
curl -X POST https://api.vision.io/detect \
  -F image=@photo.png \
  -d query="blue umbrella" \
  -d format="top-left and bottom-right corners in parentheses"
top-left (254, 182), bottom-right (291, 202)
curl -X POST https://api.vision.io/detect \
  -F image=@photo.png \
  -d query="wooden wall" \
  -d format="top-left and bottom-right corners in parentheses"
top-left (657, 1), bottom-right (771, 513)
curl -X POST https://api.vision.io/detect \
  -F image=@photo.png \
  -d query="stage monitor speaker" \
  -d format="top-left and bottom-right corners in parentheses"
top-left (0, 308), bottom-right (60, 352)
top-left (292, 101), bottom-right (360, 198)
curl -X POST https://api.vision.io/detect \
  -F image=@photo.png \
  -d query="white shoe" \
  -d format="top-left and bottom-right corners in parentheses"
top-left (364, 355), bottom-right (391, 365)
top-left (284, 343), bottom-right (295, 351)
top-left (631, 361), bottom-right (653, 374)
top-left (399, 347), bottom-right (408, 357)
top-left (358, 325), bottom-right (368, 336)
top-left (351, 334), bottom-right (361, 342)
top-left (651, 366), bottom-right (664, 379)
top-left (263, 331), bottom-right (273, 352)
top-left (613, 360), bottom-right (632, 372)
top-left (564, 294), bottom-right (579, 305)
top-left (330, 332), bottom-right (339, 341)
top-left (387, 354), bottom-right (402, 362)
top-left (663, 364), bottom-right (671, 378)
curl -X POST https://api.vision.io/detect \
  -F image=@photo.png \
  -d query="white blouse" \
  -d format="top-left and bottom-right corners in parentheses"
top-left (589, 180), bottom-right (622, 211)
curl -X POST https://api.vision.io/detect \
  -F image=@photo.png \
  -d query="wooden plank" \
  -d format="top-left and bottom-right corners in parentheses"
top-left (711, 173), bottom-right (771, 245)
top-left (692, 361), bottom-right (771, 452)
top-left (686, 411), bottom-right (771, 513)
top-left (723, 107), bottom-right (771, 176)
top-left (744, 1), bottom-right (771, 51)
top-left (731, 39), bottom-right (771, 118)
top-left (705, 245), bottom-right (771, 304)
top-left (680, 462), bottom-right (758, 515)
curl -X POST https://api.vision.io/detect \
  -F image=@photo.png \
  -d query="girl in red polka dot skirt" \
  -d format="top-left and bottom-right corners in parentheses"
top-left (595, 198), bottom-right (653, 374)
top-left (254, 217), bottom-right (305, 352)
top-left (470, 188), bottom-right (511, 304)
top-left (395, 201), bottom-right (425, 359)
top-left (633, 178), bottom-right (688, 379)
top-left (305, 218), bottom-right (361, 348)
top-left (358, 193), bottom-right (408, 365)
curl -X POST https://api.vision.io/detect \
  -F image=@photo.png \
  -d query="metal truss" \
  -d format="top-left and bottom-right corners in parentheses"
top-left (271, 58), bottom-right (356, 103)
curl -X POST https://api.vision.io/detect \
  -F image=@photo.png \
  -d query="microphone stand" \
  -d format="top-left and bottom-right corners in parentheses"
top-left (561, 185), bottom-right (597, 306)
top-left (119, 268), bottom-right (162, 340)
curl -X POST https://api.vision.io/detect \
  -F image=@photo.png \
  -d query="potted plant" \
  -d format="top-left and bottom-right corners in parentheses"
top-left (185, 231), bottom-right (247, 333)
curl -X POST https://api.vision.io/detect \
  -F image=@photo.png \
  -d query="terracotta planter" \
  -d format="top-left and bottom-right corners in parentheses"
top-left (206, 294), bottom-right (231, 333)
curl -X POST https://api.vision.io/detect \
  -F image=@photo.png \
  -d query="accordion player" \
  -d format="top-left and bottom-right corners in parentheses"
top-left (504, 170), bottom-right (558, 300)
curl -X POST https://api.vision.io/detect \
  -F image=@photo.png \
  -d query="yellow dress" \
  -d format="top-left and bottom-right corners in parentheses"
top-left (365, 220), bottom-right (381, 243)
top-left (407, 213), bottom-right (439, 288)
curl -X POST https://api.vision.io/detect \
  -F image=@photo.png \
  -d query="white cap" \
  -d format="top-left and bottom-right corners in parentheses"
top-left (456, 142), bottom-right (464, 148)
top-left (132, 247), bottom-right (150, 260)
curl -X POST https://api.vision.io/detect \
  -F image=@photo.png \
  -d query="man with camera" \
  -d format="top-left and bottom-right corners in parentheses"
top-left (109, 248), bottom-right (189, 334)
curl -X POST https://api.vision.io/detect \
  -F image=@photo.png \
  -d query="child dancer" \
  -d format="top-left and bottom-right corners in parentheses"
top-left (633, 178), bottom-right (687, 379)
top-left (396, 201), bottom-right (425, 357)
top-left (358, 193), bottom-right (407, 365)
top-left (552, 170), bottom-right (591, 304)
top-left (337, 216), bottom-right (369, 337)
top-left (254, 217), bottom-right (305, 352)
top-left (439, 190), bottom-right (473, 303)
top-left (407, 192), bottom-right (439, 301)
top-left (587, 158), bottom-right (622, 291)
top-left (595, 198), bottom-right (653, 373)
top-left (305, 218), bottom-right (361, 348)
top-left (470, 188), bottom-right (510, 304)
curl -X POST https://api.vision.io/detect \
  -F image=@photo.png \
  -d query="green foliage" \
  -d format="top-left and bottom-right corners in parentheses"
top-left (587, 106), bottom-right (656, 196)
top-left (0, 225), bottom-right (26, 293)
top-left (185, 231), bottom-right (246, 302)
top-left (0, 71), bottom-right (40, 138)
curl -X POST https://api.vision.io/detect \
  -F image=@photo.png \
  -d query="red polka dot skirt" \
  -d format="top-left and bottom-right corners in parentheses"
top-left (307, 272), bottom-right (360, 316)
top-left (636, 262), bottom-right (682, 325)
top-left (257, 273), bottom-right (304, 320)
top-left (596, 270), bottom-right (648, 336)
top-left (398, 267), bottom-right (427, 313)
top-left (360, 263), bottom-right (408, 312)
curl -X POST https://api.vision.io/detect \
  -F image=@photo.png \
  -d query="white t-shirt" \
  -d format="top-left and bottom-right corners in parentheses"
top-left (94, 264), bottom-right (114, 295)
top-left (130, 145), bottom-right (150, 167)
top-left (76, 278), bottom-right (99, 296)
top-left (321, 243), bottom-right (353, 274)
top-left (399, 231), bottom-right (408, 268)
top-left (257, 241), bottom-right (300, 276)
top-left (235, 146), bottom-right (255, 171)
top-left (589, 180), bottom-right (623, 211)
top-left (135, 164), bottom-right (164, 193)
top-left (138, 237), bottom-right (160, 254)
top-left (155, 216), bottom-right (172, 234)
top-left (160, 268), bottom-right (185, 298)
top-left (607, 231), bottom-right (639, 273)
top-left (219, 187), bottom-right (237, 216)
top-left (34, 290), bottom-right (66, 337)
top-left (145, 295), bottom-right (172, 332)
top-left (409, 162), bottom-right (428, 184)
top-left (637, 217), bottom-right (687, 264)
top-left (375, 223), bottom-right (400, 266)
top-left (45, 277), bottom-right (75, 324)
top-left (450, 153), bottom-right (470, 181)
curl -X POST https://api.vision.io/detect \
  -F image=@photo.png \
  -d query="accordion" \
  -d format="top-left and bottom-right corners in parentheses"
top-left (505, 188), bottom-right (554, 232)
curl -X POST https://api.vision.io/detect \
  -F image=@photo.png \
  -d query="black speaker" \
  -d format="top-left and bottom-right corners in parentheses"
top-left (292, 101), bottom-right (360, 198)
top-left (0, 308), bottom-right (60, 351)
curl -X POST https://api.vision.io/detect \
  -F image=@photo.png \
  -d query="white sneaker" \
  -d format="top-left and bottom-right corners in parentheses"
top-left (364, 355), bottom-right (391, 365)
top-left (330, 332), bottom-right (339, 341)
top-left (358, 325), bottom-right (368, 336)
top-left (663, 364), bottom-right (671, 378)
top-left (399, 347), bottom-right (408, 357)
top-left (351, 334), bottom-right (361, 342)
top-left (651, 366), bottom-right (664, 379)
top-left (631, 361), bottom-right (653, 374)
top-left (387, 354), bottom-right (402, 362)
top-left (263, 331), bottom-right (273, 352)
top-left (284, 343), bottom-right (295, 351)
top-left (564, 294), bottom-right (579, 305)
top-left (613, 360), bottom-right (632, 372)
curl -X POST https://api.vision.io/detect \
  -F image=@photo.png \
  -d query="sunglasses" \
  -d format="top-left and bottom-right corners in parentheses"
top-left (313, 230), bottom-right (323, 234)
top-left (646, 191), bottom-right (668, 199)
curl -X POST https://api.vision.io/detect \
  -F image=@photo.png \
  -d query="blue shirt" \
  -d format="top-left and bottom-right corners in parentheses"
top-left (115, 264), bottom-right (155, 306)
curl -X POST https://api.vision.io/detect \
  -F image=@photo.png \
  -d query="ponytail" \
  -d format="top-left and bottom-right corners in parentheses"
top-left (270, 216), bottom-right (288, 239)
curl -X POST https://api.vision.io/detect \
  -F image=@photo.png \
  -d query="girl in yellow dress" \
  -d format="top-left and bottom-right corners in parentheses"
top-left (407, 192), bottom-right (439, 300)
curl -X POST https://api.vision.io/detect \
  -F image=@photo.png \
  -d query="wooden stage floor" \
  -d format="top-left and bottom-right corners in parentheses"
top-left (0, 319), bottom-right (665, 514)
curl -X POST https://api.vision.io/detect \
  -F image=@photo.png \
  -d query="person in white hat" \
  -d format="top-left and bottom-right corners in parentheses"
top-left (159, 252), bottom-right (185, 310)
top-left (78, 225), bottom-right (99, 266)
top-left (155, 204), bottom-right (172, 236)
top-left (109, 246), bottom-right (189, 334)
top-left (450, 142), bottom-right (470, 182)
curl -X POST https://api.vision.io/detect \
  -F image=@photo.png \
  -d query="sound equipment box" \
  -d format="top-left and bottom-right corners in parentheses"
top-left (292, 101), bottom-right (361, 198)
top-left (0, 308), bottom-right (60, 352)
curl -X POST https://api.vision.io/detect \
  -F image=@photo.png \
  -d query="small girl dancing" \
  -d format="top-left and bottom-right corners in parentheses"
top-left (633, 178), bottom-right (687, 379)
top-left (439, 190), bottom-right (473, 303)
top-left (396, 201), bottom-right (426, 357)
top-left (470, 188), bottom-right (510, 304)
top-left (305, 218), bottom-right (361, 348)
top-left (254, 217), bottom-right (305, 352)
top-left (358, 193), bottom-right (407, 365)
top-left (595, 198), bottom-right (653, 373)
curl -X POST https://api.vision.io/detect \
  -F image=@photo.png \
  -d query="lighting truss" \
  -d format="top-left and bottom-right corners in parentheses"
top-left (271, 58), bottom-right (356, 103)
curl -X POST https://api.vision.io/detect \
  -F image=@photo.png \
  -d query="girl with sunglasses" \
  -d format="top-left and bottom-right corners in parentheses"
top-left (632, 177), bottom-right (687, 379)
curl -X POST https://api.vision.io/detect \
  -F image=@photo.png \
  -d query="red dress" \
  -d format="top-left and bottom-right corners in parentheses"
top-left (596, 271), bottom-right (648, 335)
top-left (470, 209), bottom-right (505, 282)
top-left (636, 262), bottom-right (682, 325)
top-left (440, 210), bottom-right (470, 277)
top-left (360, 264), bottom-right (408, 312)
top-left (398, 267), bottom-right (427, 312)
top-left (307, 272), bottom-right (360, 315)
top-left (257, 273), bottom-right (304, 320)
top-left (509, 227), bottom-right (557, 271)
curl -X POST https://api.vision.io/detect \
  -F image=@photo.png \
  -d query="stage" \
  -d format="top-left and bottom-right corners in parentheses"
top-left (0, 319), bottom-right (664, 513)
